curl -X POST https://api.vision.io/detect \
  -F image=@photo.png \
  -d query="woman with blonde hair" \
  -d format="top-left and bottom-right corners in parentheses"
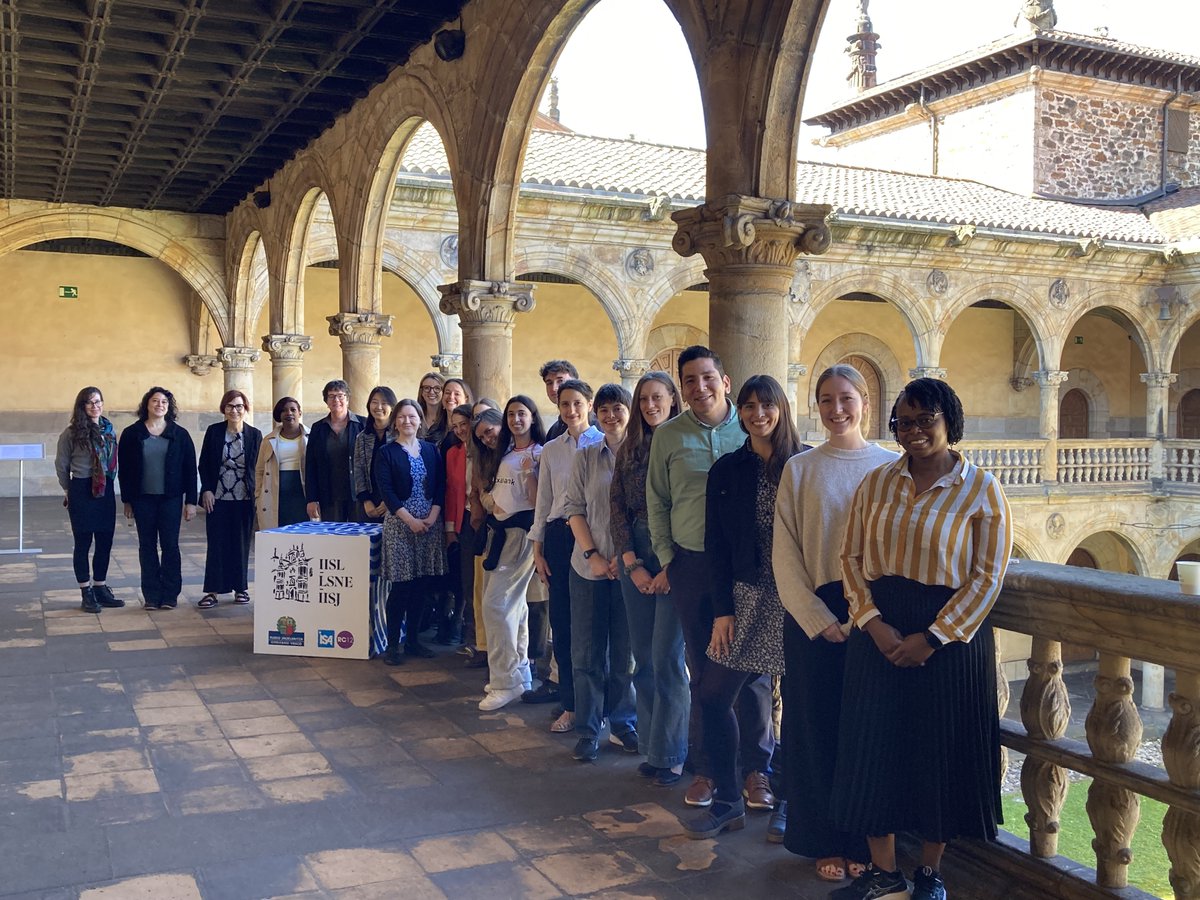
top-left (772, 363), bottom-right (897, 879)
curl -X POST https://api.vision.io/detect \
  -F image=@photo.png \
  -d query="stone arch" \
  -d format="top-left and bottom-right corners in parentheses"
top-left (1162, 285), bottom-right (1200, 363)
top-left (647, 323), bottom-right (709, 381)
top-left (1064, 529), bottom-right (1148, 577)
top-left (274, 186), bottom-right (331, 336)
top-left (233, 233), bottom-right (270, 342)
top-left (808, 333), bottom-right (905, 427)
top-left (937, 280), bottom-right (1056, 374)
top-left (1172, 372), bottom-right (1200, 438)
top-left (804, 271), bottom-right (932, 365)
top-left (1062, 367), bottom-right (1111, 439)
top-left (1009, 522), bottom-right (1050, 564)
top-left (1057, 291), bottom-right (1159, 373)
top-left (380, 241), bottom-right (456, 353)
top-left (642, 257), bottom-right (710, 323)
top-left (514, 246), bottom-right (634, 356)
top-left (0, 206), bottom-right (229, 343)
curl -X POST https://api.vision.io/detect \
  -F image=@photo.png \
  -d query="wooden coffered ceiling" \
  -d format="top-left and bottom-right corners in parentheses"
top-left (0, 0), bottom-right (469, 214)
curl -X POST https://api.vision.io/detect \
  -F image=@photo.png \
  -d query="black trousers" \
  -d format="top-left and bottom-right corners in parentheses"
top-left (203, 498), bottom-right (253, 594)
top-left (544, 518), bottom-right (575, 708)
top-left (698, 662), bottom-right (775, 804)
top-left (386, 576), bottom-right (434, 649)
top-left (132, 494), bottom-right (183, 606)
top-left (670, 547), bottom-right (774, 779)
top-left (68, 477), bottom-right (114, 584)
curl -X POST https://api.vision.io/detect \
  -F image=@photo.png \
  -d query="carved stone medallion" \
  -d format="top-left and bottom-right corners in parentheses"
top-left (439, 234), bottom-right (459, 268)
top-left (1049, 278), bottom-right (1070, 308)
top-left (626, 248), bottom-right (654, 278)
top-left (1046, 512), bottom-right (1066, 540)
top-left (927, 269), bottom-right (949, 295)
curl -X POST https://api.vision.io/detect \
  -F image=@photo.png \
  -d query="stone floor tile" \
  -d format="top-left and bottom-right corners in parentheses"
top-left (277, 694), bottom-right (354, 714)
top-left (471, 726), bottom-right (552, 753)
top-left (305, 846), bottom-right (427, 890)
top-left (404, 736), bottom-right (491, 762)
top-left (258, 773), bottom-right (353, 804)
top-left (0, 827), bottom-right (112, 894)
top-left (197, 683), bottom-right (275, 703)
top-left (388, 669), bottom-right (453, 687)
top-left (584, 802), bottom-right (689, 840)
top-left (134, 705), bottom-right (216, 727)
top-left (219, 715), bottom-right (300, 738)
top-left (79, 872), bottom-right (203, 899)
top-left (530, 849), bottom-right (653, 895)
top-left (307, 726), bottom-right (390, 750)
top-left (64, 748), bottom-right (151, 777)
top-left (344, 688), bottom-right (401, 707)
top-left (207, 698), bottom-right (286, 720)
top-left (143, 722), bottom-right (228, 744)
top-left (153, 760), bottom-right (249, 793)
top-left (342, 763), bottom-right (436, 792)
top-left (322, 742), bottom-right (413, 769)
top-left (502, 816), bottom-right (610, 855)
top-left (59, 727), bottom-right (143, 754)
top-left (197, 854), bottom-right (320, 900)
top-left (410, 830), bottom-right (517, 873)
top-left (131, 689), bottom-right (205, 709)
top-left (169, 783), bottom-right (267, 816)
top-left (229, 731), bottom-right (317, 759)
top-left (189, 671), bottom-right (259, 689)
top-left (109, 638), bottom-right (170, 651)
top-left (66, 792), bottom-right (168, 828)
top-left (430, 860), bottom-right (562, 900)
top-left (264, 678), bottom-right (339, 699)
top-left (64, 768), bottom-right (160, 801)
top-left (329, 881), bottom-right (444, 900)
top-left (243, 751), bottom-right (332, 781)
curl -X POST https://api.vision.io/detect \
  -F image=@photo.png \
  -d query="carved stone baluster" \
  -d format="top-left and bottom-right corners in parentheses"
top-left (997, 633), bottom-right (1011, 783)
top-left (1162, 671), bottom-right (1200, 900)
top-left (1020, 638), bottom-right (1071, 857)
top-left (1085, 654), bottom-right (1143, 888)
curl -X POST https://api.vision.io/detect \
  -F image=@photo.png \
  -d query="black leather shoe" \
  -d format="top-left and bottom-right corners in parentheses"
top-left (572, 738), bottom-right (599, 762)
top-left (404, 641), bottom-right (436, 659)
top-left (521, 682), bottom-right (560, 704)
top-left (80, 587), bottom-right (101, 613)
top-left (383, 646), bottom-right (405, 666)
top-left (93, 585), bottom-right (124, 608)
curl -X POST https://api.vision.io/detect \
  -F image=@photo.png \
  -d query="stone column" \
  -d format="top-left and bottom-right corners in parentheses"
top-left (672, 196), bottom-right (831, 393)
top-left (787, 363), bottom-right (808, 425)
top-left (1140, 371), bottom-right (1178, 439)
top-left (431, 353), bottom-right (463, 378)
top-left (612, 358), bottom-right (650, 393)
top-left (908, 366), bottom-right (947, 381)
top-left (1033, 370), bottom-right (1069, 484)
top-left (327, 313), bottom-right (393, 409)
top-left (262, 334), bottom-right (312, 408)
top-left (438, 280), bottom-right (536, 404)
top-left (217, 347), bottom-right (261, 405)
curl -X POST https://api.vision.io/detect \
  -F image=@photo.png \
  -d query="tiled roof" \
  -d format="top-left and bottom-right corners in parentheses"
top-left (398, 124), bottom-right (1195, 245)
top-left (1145, 188), bottom-right (1200, 243)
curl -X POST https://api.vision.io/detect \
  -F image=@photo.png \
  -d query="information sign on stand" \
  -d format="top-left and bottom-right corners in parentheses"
top-left (253, 522), bottom-right (387, 659)
top-left (0, 443), bottom-right (44, 555)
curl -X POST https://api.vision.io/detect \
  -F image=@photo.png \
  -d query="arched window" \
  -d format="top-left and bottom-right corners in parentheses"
top-left (1059, 388), bottom-right (1089, 439)
top-left (1178, 389), bottom-right (1200, 439)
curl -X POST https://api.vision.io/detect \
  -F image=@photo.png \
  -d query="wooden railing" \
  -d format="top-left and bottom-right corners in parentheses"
top-left (1057, 440), bottom-right (1154, 484)
top-left (958, 440), bottom-right (1046, 487)
top-left (975, 561), bottom-right (1200, 898)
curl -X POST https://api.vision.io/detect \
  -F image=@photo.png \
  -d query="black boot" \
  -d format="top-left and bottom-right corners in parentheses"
top-left (383, 645), bottom-right (404, 666)
top-left (80, 586), bottom-right (102, 613)
top-left (92, 584), bottom-right (124, 608)
top-left (405, 639), bottom-right (436, 658)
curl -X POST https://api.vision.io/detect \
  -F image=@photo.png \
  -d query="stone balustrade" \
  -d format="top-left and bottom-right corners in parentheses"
top-left (1057, 439), bottom-right (1154, 485)
top-left (1165, 440), bottom-right (1200, 486)
top-left (960, 560), bottom-right (1200, 898)
top-left (958, 440), bottom-right (1047, 487)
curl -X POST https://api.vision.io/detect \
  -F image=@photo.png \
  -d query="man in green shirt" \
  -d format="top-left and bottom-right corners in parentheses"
top-left (646, 345), bottom-right (775, 810)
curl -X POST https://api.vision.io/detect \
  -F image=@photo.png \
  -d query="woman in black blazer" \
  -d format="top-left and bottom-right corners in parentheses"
top-left (375, 398), bottom-right (447, 664)
top-left (118, 387), bottom-right (198, 609)
top-left (197, 389), bottom-right (262, 609)
top-left (306, 379), bottom-right (367, 522)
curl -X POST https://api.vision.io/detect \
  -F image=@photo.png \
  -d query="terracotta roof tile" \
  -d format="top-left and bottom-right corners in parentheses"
top-left (399, 124), bottom-right (1197, 246)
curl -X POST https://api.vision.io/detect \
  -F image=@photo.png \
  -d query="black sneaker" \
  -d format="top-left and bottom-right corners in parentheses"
top-left (80, 587), bottom-right (101, 613)
top-left (911, 866), bottom-right (946, 900)
top-left (93, 585), bottom-right (124, 608)
top-left (683, 800), bottom-right (746, 839)
top-left (830, 864), bottom-right (909, 900)
top-left (608, 730), bottom-right (639, 753)
top-left (522, 682), bottom-right (560, 704)
top-left (572, 738), bottom-right (599, 762)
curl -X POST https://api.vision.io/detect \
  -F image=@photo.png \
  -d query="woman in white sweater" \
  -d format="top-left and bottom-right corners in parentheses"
top-left (772, 364), bottom-right (898, 883)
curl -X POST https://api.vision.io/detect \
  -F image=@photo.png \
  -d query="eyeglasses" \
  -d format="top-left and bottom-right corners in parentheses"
top-left (84, 399), bottom-right (103, 407)
top-left (891, 412), bottom-right (942, 433)
top-left (326, 393), bottom-right (348, 402)
top-left (421, 384), bottom-right (442, 394)
top-left (226, 404), bottom-right (245, 412)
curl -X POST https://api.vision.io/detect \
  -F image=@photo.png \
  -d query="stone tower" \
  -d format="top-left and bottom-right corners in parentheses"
top-left (846, 0), bottom-right (879, 92)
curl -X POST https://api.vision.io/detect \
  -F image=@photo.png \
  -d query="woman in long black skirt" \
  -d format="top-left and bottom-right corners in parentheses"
top-left (829, 378), bottom-right (1012, 900)
top-left (772, 364), bottom-right (896, 881)
top-left (198, 390), bottom-right (262, 609)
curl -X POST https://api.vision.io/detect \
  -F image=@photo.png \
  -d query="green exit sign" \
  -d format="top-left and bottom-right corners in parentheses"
top-left (58, 286), bottom-right (79, 299)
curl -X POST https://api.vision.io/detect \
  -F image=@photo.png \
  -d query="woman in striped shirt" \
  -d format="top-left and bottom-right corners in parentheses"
top-left (829, 378), bottom-right (1012, 900)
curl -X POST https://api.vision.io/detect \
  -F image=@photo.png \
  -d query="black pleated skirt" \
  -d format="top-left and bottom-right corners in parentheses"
top-left (829, 576), bottom-right (1001, 843)
top-left (782, 582), bottom-right (869, 861)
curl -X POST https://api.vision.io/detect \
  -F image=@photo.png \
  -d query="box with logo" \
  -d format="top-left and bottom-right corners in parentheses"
top-left (253, 522), bottom-right (387, 659)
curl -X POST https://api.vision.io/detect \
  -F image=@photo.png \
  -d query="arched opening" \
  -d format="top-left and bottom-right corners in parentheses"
top-left (1059, 388), bottom-right (1090, 439)
top-left (842, 354), bottom-right (884, 439)
top-left (1178, 389), bottom-right (1200, 439)
top-left (1062, 307), bottom-right (1150, 437)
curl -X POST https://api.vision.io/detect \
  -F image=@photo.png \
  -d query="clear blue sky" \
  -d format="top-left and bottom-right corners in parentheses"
top-left (547, 0), bottom-right (1200, 152)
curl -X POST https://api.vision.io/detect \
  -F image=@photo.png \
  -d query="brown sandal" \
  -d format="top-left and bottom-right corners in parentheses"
top-left (816, 857), bottom-right (847, 882)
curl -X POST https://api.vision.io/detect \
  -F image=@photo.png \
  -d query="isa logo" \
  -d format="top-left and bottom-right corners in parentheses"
top-left (336, 631), bottom-right (354, 649)
top-left (317, 629), bottom-right (335, 648)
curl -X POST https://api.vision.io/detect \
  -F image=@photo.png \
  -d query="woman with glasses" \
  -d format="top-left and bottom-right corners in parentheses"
top-left (118, 386), bottom-right (199, 610)
top-left (772, 364), bottom-right (896, 880)
top-left (828, 378), bottom-right (1012, 900)
top-left (55, 387), bottom-right (123, 613)
top-left (306, 380), bottom-right (366, 523)
top-left (197, 390), bottom-right (263, 609)
top-left (417, 372), bottom-right (447, 444)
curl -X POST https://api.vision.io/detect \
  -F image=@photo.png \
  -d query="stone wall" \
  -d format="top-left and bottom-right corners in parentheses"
top-left (1035, 87), bottom-right (1162, 199)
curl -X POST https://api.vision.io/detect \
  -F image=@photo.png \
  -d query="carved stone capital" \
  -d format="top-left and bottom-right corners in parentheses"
top-left (183, 354), bottom-right (219, 376)
top-left (908, 367), bottom-right (946, 380)
top-left (612, 358), bottom-right (650, 377)
top-left (327, 312), bottom-right (393, 346)
top-left (1032, 370), bottom-right (1069, 388)
top-left (431, 353), bottom-right (463, 376)
top-left (1140, 371), bottom-right (1179, 389)
top-left (438, 280), bottom-right (536, 326)
top-left (787, 363), bottom-right (808, 382)
top-left (261, 333), bottom-right (313, 361)
top-left (670, 195), bottom-right (832, 270)
top-left (216, 346), bottom-right (261, 370)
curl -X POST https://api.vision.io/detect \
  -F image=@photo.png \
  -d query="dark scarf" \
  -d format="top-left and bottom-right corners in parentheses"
top-left (89, 417), bottom-right (118, 497)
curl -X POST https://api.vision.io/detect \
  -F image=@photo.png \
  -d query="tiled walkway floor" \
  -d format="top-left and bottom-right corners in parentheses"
top-left (0, 499), bottom-right (853, 899)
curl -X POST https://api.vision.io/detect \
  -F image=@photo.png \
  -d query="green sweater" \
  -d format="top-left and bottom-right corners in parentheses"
top-left (646, 402), bottom-right (744, 566)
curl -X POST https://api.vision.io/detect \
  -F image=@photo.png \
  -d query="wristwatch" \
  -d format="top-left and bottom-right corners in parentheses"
top-left (582, 548), bottom-right (598, 559)
top-left (922, 629), bottom-right (944, 650)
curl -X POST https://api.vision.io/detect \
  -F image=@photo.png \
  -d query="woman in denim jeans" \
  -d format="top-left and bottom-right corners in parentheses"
top-left (610, 371), bottom-right (688, 785)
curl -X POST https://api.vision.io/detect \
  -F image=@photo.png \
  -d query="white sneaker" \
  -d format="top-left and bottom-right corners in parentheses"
top-left (479, 686), bottom-right (524, 711)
